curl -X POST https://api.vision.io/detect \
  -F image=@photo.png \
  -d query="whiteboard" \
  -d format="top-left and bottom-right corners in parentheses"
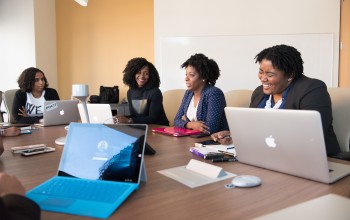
top-left (159, 34), bottom-right (333, 93)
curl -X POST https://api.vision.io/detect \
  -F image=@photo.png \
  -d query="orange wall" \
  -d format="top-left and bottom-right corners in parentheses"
top-left (340, 0), bottom-right (350, 88)
top-left (56, 0), bottom-right (154, 100)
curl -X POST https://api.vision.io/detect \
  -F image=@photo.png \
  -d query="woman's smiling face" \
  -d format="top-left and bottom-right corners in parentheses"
top-left (258, 59), bottom-right (290, 96)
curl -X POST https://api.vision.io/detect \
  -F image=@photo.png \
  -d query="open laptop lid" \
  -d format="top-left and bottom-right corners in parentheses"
top-left (225, 107), bottom-right (333, 183)
top-left (43, 100), bottom-right (80, 126)
top-left (78, 103), bottom-right (114, 124)
top-left (58, 123), bottom-right (147, 184)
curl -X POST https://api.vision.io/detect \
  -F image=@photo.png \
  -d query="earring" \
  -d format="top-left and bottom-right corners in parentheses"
top-left (202, 79), bottom-right (205, 82)
top-left (288, 78), bottom-right (292, 82)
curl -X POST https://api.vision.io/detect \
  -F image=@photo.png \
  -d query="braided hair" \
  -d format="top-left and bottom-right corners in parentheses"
top-left (255, 44), bottom-right (304, 80)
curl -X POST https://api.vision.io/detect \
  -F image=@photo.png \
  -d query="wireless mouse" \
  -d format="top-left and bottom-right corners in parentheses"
top-left (230, 175), bottom-right (262, 188)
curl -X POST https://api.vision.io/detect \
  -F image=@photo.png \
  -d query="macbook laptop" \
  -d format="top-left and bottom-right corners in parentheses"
top-left (152, 126), bottom-right (202, 137)
top-left (225, 107), bottom-right (350, 184)
top-left (39, 100), bottom-right (80, 126)
top-left (26, 123), bottom-right (148, 218)
top-left (78, 103), bottom-right (114, 124)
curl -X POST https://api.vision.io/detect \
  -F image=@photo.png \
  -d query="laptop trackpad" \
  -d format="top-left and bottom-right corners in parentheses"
top-left (41, 197), bottom-right (76, 207)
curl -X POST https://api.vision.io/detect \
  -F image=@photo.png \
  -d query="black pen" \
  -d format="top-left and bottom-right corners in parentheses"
top-left (212, 157), bottom-right (237, 162)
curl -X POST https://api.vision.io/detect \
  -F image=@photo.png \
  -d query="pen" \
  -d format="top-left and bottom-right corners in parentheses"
top-left (212, 157), bottom-right (237, 162)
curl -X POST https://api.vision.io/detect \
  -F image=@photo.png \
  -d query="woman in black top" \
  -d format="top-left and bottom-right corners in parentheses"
top-left (115, 58), bottom-right (169, 126)
top-left (13, 67), bottom-right (60, 124)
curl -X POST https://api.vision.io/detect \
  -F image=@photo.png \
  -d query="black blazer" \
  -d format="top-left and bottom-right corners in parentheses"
top-left (250, 75), bottom-right (340, 156)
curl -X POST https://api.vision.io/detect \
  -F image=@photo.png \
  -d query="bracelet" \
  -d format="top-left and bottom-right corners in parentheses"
top-left (128, 118), bottom-right (133, 123)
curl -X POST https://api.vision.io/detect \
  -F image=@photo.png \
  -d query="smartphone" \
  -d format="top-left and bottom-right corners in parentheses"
top-left (195, 139), bottom-right (220, 146)
top-left (21, 147), bottom-right (55, 156)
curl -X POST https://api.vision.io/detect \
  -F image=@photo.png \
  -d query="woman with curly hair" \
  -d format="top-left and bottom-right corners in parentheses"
top-left (13, 67), bottom-right (59, 124)
top-left (174, 53), bottom-right (228, 134)
top-left (114, 58), bottom-right (169, 126)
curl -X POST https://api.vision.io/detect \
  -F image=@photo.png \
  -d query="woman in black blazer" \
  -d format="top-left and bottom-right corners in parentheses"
top-left (212, 44), bottom-right (340, 156)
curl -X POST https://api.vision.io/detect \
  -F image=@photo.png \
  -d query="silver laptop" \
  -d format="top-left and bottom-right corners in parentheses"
top-left (78, 103), bottom-right (114, 124)
top-left (225, 107), bottom-right (350, 184)
top-left (40, 100), bottom-right (80, 126)
top-left (26, 123), bottom-right (148, 218)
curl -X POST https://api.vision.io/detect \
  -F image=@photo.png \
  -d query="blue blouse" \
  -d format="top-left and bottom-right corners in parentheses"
top-left (174, 85), bottom-right (229, 134)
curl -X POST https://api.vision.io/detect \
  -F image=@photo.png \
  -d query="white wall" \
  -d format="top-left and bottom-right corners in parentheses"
top-left (155, 0), bottom-right (341, 92)
top-left (0, 0), bottom-right (57, 91)
top-left (0, 0), bottom-right (36, 91)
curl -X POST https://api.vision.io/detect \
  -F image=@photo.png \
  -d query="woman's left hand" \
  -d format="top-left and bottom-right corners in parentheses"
top-left (186, 121), bottom-right (209, 133)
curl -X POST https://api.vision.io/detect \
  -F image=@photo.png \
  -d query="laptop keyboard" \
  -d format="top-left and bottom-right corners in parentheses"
top-left (31, 177), bottom-right (133, 203)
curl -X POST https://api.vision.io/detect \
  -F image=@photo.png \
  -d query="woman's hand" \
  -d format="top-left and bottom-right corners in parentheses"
top-left (211, 130), bottom-right (232, 145)
top-left (113, 116), bottom-right (129, 124)
top-left (18, 106), bottom-right (28, 117)
top-left (0, 173), bottom-right (25, 197)
top-left (186, 121), bottom-right (209, 134)
top-left (4, 127), bottom-right (21, 137)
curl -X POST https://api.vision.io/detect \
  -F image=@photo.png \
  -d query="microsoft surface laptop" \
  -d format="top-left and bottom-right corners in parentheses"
top-left (78, 103), bottom-right (114, 124)
top-left (225, 107), bottom-right (350, 184)
top-left (40, 100), bottom-right (80, 126)
top-left (26, 123), bottom-right (148, 218)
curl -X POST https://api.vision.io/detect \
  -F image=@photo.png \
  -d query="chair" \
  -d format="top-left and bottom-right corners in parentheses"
top-left (162, 89), bottom-right (186, 126)
top-left (327, 88), bottom-right (350, 153)
top-left (224, 89), bottom-right (253, 107)
top-left (3, 89), bottom-right (18, 124)
top-left (0, 91), bottom-right (5, 122)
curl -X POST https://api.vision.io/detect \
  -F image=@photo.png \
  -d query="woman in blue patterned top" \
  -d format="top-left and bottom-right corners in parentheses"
top-left (174, 53), bottom-right (228, 134)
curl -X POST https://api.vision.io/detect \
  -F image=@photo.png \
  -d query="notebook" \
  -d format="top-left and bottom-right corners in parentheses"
top-left (78, 103), bottom-right (114, 124)
top-left (225, 107), bottom-right (350, 184)
top-left (26, 123), bottom-right (148, 218)
top-left (39, 100), bottom-right (80, 126)
top-left (152, 127), bottom-right (202, 137)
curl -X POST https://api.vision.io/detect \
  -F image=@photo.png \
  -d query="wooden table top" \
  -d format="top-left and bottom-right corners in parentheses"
top-left (1, 124), bottom-right (350, 220)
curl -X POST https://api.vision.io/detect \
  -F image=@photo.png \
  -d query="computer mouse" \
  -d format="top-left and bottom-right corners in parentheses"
top-left (230, 175), bottom-right (262, 188)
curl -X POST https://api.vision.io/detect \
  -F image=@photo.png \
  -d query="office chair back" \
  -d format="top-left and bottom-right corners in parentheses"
top-left (163, 89), bottom-right (186, 126)
top-left (328, 88), bottom-right (350, 152)
top-left (0, 91), bottom-right (4, 122)
top-left (224, 89), bottom-right (253, 107)
top-left (3, 89), bottom-right (18, 124)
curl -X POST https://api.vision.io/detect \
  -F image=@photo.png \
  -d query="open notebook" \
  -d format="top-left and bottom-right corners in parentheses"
top-left (225, 107), bottom-right (350, 184)
top-left (26, 123), bottom-right (148, 218)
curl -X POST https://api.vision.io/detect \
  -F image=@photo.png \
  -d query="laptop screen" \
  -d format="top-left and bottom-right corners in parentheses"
top-left (58, 123), bottom-right (147, 184)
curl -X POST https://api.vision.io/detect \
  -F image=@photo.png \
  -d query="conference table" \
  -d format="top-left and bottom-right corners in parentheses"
top-left (1, 124), bottom-right (350, 220)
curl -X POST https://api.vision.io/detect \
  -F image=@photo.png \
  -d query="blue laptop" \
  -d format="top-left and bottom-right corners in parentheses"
top-left (26, 123), bottom-right (148, 219)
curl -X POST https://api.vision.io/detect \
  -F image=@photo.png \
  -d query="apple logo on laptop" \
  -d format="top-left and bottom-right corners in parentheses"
top-left (265, 135), bottom-right (276, 148)
top-left (60, 110), bottom-right (65, 115)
